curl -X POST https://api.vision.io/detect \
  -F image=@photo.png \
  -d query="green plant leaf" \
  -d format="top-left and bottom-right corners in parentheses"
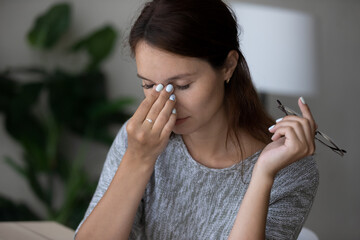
top-left (3, 155), bottom-right (48, 206)
top-left (89, 97), bottom-right (134, 121)
top-left (13, 82), bottom-right (44, 113)
top-left (54, 153), bottom-right (71, 181)
top-left (3, 156), bottom-right (26, 179)
top-left (71, 25), bottom-right (117, 70)
top-left (11, 67), bottom-right (49, 76)
top-left (0, 1), bottom-right (131, 228)
top-left (4, 81), bottom-right (46, 150)
top-left (25, 161), bottom-right (50, 206)
top-left (27, 3), bottom-right (71, 49)
top-left (56, 163), bottom-right (96, 227)
top-left (0, 195), bottom-right (40, 221)
top-left (47, 69), bottom-right (108, 135)
top-left (0, 71), bottom-right (18, 113)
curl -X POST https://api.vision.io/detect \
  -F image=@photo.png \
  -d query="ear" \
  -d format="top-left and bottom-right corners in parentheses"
top-left (222, 50), bottom-right (239, 82)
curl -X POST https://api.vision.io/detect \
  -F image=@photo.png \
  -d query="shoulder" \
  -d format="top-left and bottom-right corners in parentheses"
top-left (110, 120), bottom-right (129, 152)
top-left (278, 155), bottom-right (318, 180)
top-left (100, 120), bottom-right (130, 172)
top-left (266, 156), bottom-right (319, 239)
top-left (271, 155), bottom-right (319, 200)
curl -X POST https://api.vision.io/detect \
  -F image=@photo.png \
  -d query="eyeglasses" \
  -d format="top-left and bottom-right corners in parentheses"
top-left (277, 100), bottom-right (347, 156)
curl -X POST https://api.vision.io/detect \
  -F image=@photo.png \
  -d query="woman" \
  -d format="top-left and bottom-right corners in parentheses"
top-left (75, 0), bottom-right (319, 239)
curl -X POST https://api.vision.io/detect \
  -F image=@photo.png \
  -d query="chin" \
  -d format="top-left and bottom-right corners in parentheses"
top-left (172, 123), bottom-right (197, 136)
top-left (172, 127), bottom-right (187, 135)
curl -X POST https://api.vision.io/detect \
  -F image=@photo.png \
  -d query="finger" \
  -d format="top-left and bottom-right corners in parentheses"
top-left (145, 84), bottom-right (174, 126)
top-left (271, 126), bottom-right (301, 152)
top-left (271, 116), bottom-right (316, 155)
top-left (132, 87), bottom-right (160, 123)
top-left (298, 97), bottom-right (317, 131)
top-left (271, 118), bottom-right (306, 144)
top-left (152, 96), bottom-right (176, 133)
top-left (160, 109), bottom-right (177, 139)
top-left (274, 117), bottom-right (314, 152)
top-left (275, 116), bottom-right (315, 138)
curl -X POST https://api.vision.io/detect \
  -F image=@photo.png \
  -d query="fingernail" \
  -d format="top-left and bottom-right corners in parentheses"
top-left (276, 117), bottom-right (283, 123)
top-left (172, 108), bottom-right (176, 114)
top-left (156, 84), bottom-right (164, 92)
top-left (300, 96), bottom-right (306, 105)
top-left (166, 84), bottom-right (173, 93)
top-left (268, 125), bottom-right (275, 131)
top-left (169, 94), bottom-right (176, 101)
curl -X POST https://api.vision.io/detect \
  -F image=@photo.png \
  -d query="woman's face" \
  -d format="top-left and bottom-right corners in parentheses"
top-left (135, 41), bottom-right (228, 135)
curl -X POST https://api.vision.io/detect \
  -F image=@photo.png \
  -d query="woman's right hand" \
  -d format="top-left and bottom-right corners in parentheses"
top-left (126, 84), bottom-right (177, 166)
top-left (76, 84), bottom-right (176, 240)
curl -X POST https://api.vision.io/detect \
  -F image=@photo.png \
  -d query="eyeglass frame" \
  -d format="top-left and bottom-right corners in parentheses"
top-left (276, 99), bottom-right (346, 156)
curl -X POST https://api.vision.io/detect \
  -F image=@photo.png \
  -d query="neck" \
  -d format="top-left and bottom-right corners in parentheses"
top-left (182, 108), bottom-right (237, 168)
top-left (182, 109), bottom-right (266, 169)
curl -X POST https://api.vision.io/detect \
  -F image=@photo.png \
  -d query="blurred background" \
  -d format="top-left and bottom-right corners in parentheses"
top-left (0, 0), bottom-right (359, 239)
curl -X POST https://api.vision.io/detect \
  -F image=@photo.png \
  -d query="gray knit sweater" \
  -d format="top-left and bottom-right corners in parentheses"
top-left (76, 122), bottom-right (319, 240)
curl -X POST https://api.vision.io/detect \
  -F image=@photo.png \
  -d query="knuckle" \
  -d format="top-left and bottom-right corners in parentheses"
top-left (305, 119), bottom-right (313, 129)
top-left (298, 145), bottom-right (309, 156)
top-left (300, 118), bottom-right (309, 125)
top-left (309, 143), bottom-right (316, 155)
top-left (290, 144), bottom-right (301, 155)
top-left (294, 121), bottom-right (301, 128)
top-left (136, 131), bottom-right (147, 143)
top-left (293, 144), bottom-right (302, 153)
top-left (303, 143), bottom-right (314, 156)
top-left (284, 126), bottom-right (292, 132)
top-left (302, 117), bottom-right (315, 129)
top-left (312, 122), bottom-right (318, 132)
top-left (283, 115), bottom-right (291, 120)
top-left (303, 146), bottom-right (310, 155)
top-left (308, 149), bottom-right (314, 156)
top-left (126, 121), bottom-right (136, 134)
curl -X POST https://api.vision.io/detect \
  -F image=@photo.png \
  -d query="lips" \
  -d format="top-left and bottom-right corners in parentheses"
top-left (175, 117), bottom-right (189, 125)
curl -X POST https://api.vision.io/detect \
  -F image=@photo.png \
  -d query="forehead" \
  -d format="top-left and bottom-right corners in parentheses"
top-left (134, 41), bottom-right (208, 80)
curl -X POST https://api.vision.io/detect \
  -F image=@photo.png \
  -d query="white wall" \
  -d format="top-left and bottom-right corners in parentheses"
top-left (248, 1), bottom-right (360, 239)
top-left (1, 0), bottom-right (359, 239)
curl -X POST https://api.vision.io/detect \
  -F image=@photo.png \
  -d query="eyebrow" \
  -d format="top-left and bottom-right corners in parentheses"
top-left (137, 72), bottom-right (196, 84)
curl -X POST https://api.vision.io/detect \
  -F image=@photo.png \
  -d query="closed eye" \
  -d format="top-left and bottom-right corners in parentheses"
top-left (141, 84), bottom-right (190, 90)
top-left (141, 84), bottom-right (155, 89)
top-left (176, 84), bottom-right (190, 90)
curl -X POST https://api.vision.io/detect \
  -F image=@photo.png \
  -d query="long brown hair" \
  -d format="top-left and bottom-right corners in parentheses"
top-left (129, 0), bottom-right (274, 157)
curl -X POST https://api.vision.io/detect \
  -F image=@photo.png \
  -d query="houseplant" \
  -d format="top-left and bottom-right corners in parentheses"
top-left (0, 2), bottom-right (133, 228)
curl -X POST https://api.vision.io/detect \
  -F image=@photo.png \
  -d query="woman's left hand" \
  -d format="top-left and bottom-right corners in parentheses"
top-left (256, 97), bottom-right (318, 179)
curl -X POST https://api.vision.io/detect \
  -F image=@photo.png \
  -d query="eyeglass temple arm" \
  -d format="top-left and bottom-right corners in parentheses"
top-left (315, 131), bottom-right (347, 154)
top-left (276, 100), bottom-right (289, 116)
top-left (277, 99), bottom-right (347, 156)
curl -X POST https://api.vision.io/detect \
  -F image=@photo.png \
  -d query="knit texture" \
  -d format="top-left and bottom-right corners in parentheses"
top-left (76, 122), bottom-right (319, 240)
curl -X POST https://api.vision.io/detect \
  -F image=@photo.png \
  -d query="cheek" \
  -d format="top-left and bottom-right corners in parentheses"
top-left (196, 83), bottom-right (224, 113)
top-left (143, 89), bottom-right (151, 98)
top-left (175, 84), bottom-right (222, 113)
